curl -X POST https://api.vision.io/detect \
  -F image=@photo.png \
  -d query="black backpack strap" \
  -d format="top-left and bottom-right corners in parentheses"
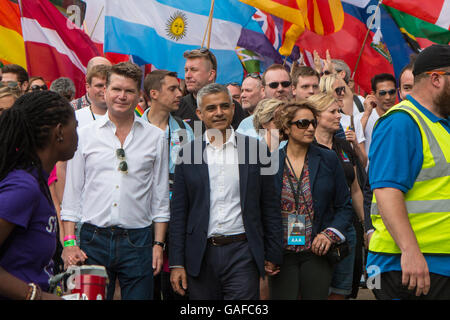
top-left (353, 95), bottom-right (365, 113)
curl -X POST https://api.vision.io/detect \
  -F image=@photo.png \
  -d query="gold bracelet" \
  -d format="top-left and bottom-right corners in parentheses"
top-left (26, 283), bottom-right (37, 300)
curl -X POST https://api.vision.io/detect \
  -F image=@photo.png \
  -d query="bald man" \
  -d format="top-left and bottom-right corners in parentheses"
top-left (70, 56), bottom-right (112, 110)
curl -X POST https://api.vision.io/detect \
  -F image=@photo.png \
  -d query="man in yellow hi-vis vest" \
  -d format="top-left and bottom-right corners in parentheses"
top-left (367, 44), bottom-right (450, 300)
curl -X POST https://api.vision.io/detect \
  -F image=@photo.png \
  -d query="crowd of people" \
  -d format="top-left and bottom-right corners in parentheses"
top-left (0, 43), bottom-right (449, 301)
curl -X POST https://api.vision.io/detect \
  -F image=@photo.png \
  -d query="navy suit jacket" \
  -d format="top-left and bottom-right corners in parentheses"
top-left (169, 133), bottom-right (283, 277)
top-left (275, 143), bottom-right (353, 239)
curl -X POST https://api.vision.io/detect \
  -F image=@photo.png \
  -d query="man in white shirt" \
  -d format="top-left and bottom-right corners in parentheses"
top-left (169, 83), bottom-right (282, 300)
top-left (61, 62), bottom-right (170, 300)
top-left (355, 73), bottom-right (397, 170)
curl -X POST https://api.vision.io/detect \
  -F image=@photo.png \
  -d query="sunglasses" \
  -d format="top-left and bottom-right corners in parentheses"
top-left (245, 72), bottom-right (261, 80)
top-left (0, 81), bottom-right (20, 89)
top-left (116, 148), bottom-right (128, 174)
top-left (184, 47), bottom-right (217, 70)
top-left (267, 81), bottom-right (291, 89)
top-left (377, 89), bottom-right (396, 96)
top-left (291, 118), bottom-right (317, 129)
top-left (334, 86), bottom-right (345, 96)
top-left (320, 70), bottom-right (332, 77)
top-left (30, 84), bottom-right (48, 91)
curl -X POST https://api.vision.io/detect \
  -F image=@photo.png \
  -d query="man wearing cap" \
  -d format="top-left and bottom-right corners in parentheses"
top-left (367, 44), bottom-right (450, 300)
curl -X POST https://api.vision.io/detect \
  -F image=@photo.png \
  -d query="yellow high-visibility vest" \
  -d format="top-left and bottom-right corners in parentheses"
top-left (369, 100), bottom-right (450, 254)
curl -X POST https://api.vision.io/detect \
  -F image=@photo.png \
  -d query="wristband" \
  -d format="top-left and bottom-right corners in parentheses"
top-left (64, 239), bottom-right (77, 247)
top-left (63, 235), bottom-right (77, 242)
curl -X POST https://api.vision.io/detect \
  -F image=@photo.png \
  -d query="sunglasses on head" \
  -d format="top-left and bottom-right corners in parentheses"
top-left (116, 148), bottom-right (128, 174)
top-left (267, 81), bottom-right (291, 89)
top-left (334, 86), bottom-right (345, 96)
top-left (291, 118), bottom-right (317, 129)
top-left (184, 47), bottom-right (217, 70)
top-left (377, 89), bottom-right (396, 96)
top-left (245, 72), bottom-right (261, 80)
top-left (30, 84), bottom-right (48, 91)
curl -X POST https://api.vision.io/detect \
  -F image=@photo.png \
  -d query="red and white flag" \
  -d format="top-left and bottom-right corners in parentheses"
top-left (19, 0), bottom-right (101, 98)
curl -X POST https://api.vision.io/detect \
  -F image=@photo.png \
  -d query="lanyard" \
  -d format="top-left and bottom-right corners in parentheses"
top-left (284, 155), bottom-right (313, 222)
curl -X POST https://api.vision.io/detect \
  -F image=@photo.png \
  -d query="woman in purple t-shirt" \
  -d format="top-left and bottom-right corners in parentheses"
top-left (0, 91), bottom-right (78, 300)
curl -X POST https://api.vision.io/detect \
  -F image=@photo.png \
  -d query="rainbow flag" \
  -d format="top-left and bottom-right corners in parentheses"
top-left (0, 0), bottom-right (26, 68)
top-left (134, 105), bottom-right (145, 117)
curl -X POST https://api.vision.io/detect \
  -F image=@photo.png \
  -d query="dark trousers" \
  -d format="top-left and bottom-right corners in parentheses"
top-left (372, 271), bottom-right (450, 300)
top-left (187, 240), bottom-right (260, 300)
top-left (80, 223), bottom-right (154, 300)
top-left (270, 250), bottom-right (333, 300)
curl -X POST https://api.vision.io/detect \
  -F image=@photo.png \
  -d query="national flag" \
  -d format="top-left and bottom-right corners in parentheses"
top-left (240, 0), bottom-right (345, 56)
top-left (104, 0), bottom-right (256, 85)
top-left (383, 0), bottom-right (450, 31)
top-left (0, 0), bottom-right (26, 68)
top-left (19, 0), bottom-right (101, 98)
top-left (383, 5), bottom-right (450, 50)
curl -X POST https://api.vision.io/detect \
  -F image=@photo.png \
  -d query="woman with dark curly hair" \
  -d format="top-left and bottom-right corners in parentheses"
top-left (270, 99), bottom-right (353, 299)
top-left (0, 91), bottom-right (78, 300)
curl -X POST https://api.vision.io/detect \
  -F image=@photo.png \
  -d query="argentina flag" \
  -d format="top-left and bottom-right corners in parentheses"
top-left (104, 0), bottom-right (255, 84)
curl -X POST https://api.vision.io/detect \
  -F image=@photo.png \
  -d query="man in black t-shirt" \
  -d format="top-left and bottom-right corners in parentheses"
top-left (172, 48), bottom-right (246, 136)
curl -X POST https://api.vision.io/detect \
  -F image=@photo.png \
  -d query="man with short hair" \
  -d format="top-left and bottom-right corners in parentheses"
top-left (169, 83), bottom-right (282, 300)
top-left (1, 64), bottom-right (29, 94)
top-left (70, 56), bottom-right (112, 110)
top-left (398, 63), bottom-right (415, 101)
top-left (226, 82), bottom-right (241, 102)
top-left (0, 86), bottom-right (19, 115)
top-left (236, 74), bottom-right (265, 138)
top-left (61, 62), bottom-right (170, 300)
top-left (367, 44), bottom-right (450, 300)
top-left (355, 73), bottom-right (397, 163)
top-left (50, 77), bottom-right (76, 101)
top-left (262, 64), bottom-right (293, 101)
top-left (173, 48), bottom-right (246, 132)
top-left (240, 74), bottom-right (264, 115)
top-left (292, 66), bottom-right (320, 100)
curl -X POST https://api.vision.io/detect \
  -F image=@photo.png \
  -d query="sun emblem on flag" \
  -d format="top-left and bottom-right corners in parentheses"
top-left (166, 11), bottom-right (188, 41)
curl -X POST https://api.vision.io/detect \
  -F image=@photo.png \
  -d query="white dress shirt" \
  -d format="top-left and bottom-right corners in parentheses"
top-left (61, 112), bottom-right (170, 229)
top-left (204, 129), bottom-right (245, 238)
top-left (75, 106), bottom-right (105, 129)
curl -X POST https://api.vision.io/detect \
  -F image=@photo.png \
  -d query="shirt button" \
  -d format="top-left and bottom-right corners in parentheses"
top-left (116, 185), bottom-right (119, 189)
top-left (113, 203), bottom-right (117, 207)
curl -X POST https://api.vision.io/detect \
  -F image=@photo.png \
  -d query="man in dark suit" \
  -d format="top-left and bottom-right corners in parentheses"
top-left (172, 48), bottom-right (247, 134)
top-left (169, 83), bottom-right (283, 300)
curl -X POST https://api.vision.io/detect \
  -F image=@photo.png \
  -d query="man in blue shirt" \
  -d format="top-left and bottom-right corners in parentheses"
top-left (143, 70), bottom-right (194, 300)
top-left (367, 44), bottom-right (450, 300)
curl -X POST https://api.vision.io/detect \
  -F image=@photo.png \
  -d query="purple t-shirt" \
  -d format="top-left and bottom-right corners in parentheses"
top-left (0, 169), bottom-right (57, 294)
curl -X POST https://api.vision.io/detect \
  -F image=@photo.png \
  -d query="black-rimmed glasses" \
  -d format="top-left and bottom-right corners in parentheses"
top-left (267, 81), bottom-right (291, 89)
top-left (116, 148), bottom-right (128, 174)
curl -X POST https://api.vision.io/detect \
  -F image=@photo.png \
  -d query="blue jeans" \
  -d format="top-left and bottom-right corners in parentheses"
top-left (329, 224), bottom-right (357, 296)
top-left (80, 223), bottom-right (154, 300)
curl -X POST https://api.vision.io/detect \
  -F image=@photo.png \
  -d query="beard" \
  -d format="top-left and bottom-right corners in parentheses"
top-left (434, 78), bottom-right (450, 118)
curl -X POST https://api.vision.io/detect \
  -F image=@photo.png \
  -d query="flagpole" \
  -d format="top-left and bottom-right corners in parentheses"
top-left (89, 6), bottom-right (104, 39)
top-left (202, 0), bottom-right (215, 48)
top-left (351, 0), bottom-right (383, 80)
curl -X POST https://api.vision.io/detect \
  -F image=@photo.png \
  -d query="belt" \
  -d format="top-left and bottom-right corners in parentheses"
top-left (207, 233), bottom-right (247, 246)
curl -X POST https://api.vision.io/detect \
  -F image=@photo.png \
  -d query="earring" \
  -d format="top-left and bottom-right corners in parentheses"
top-left (57, 136), bottom-right (64, 143)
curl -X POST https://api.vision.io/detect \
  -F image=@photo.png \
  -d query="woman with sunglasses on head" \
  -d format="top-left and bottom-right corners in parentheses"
top-left (26, 76), bottom-right (48, 93)
top-left (269, 100), bottom-right (353, 300)
top-left (0, 91), bottom-right (78, 300)
top-left (308, 93), bottom-right (366, 300)
top-left (320, 74), bottom-right (368, 168)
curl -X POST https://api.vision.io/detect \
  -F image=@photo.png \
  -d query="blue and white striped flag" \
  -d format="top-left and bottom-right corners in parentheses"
top-left (104, 0), bottom-right (255, 84)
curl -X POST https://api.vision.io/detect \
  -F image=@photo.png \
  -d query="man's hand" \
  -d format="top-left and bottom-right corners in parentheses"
top-left (61, 246), bottom-right (87, 270)
top-left (152, 245), bottom-right (164, 276)
top-left (170, 267), bottom-right (188, 296)
top-left (401, 249), bottom-right (430, 296)
top-left (264, 260), bottom-right (280, 276)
